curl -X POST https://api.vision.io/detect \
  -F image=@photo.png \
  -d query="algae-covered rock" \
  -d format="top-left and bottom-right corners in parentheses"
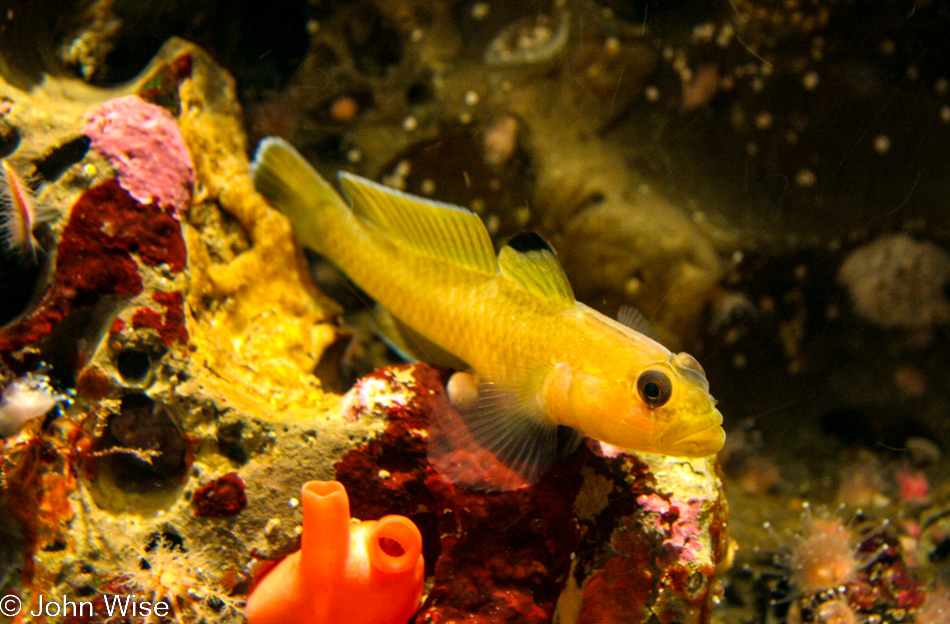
top-left (0, 32), bottom-right (728, 624)
top-left (333, 364), bottom-right (728, 624)
top-left (0, 38), bottom-right (351, 621)
top-left (555, 451), bottom-right (728, 624)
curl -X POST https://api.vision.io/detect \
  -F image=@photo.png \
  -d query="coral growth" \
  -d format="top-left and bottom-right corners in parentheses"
top-left (812, 598), bottom-right (861, 624)
top-left (790, 512), bottom-right (863, 593)
top-left (780, 507), bottom-right (926, 624)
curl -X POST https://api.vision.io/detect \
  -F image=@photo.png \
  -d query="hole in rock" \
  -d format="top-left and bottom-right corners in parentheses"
top-left (115, 348), bottom-right (151, 383)
top-left (217, 421), bottom-right (249, 465)
top-left (88, 393), bottom-right (190, 513)
top-left (106, 393), bottom-right (187, 482)
top-left (32, 136), bottom-right (90, 182)
top-left (0, 124), bottom-right (20, 157)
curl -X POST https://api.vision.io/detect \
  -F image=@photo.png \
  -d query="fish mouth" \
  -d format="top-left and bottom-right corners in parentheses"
top-left (659, 410), bottom-right (725, 458)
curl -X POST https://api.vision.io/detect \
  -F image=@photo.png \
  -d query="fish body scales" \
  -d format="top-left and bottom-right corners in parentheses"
top-left (323, 219), bottom-right (547, 377)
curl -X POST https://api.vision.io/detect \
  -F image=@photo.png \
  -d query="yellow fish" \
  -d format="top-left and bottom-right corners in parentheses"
top-left (252, 138), bottom-right (724, 489)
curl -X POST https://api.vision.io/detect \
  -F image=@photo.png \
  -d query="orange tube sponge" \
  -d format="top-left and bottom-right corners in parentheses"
top-left (245, 480), bottom-right (424, 624)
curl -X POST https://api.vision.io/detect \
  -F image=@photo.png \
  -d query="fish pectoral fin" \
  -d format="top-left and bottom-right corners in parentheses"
top-left (428, 371), bottom-right (581, 491)
top-left (337, 171), bottom-right (497, 275)
top-left (373, 306), bottom-right (470, 370)
top-left (497, 232), bottom-right (575, 305)
top-left (616, 305), bottom-right (661, 341)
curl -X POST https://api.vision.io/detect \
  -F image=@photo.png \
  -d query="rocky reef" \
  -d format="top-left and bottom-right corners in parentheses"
top-left (1, 1), bottom-right (950, 623)
top-left (0, 31), bottom-right (728, 624)
top-left (0, 37), bottom-right (343, 623)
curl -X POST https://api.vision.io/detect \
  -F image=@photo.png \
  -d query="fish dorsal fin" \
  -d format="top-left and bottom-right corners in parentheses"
top-left (337, 172), bottom-right (496, 275)
top-left (373, 306), bottom-right (470, 370)
top-left (497, 232), bottom-right (575, 305)
top-left (616, 305), bottom-right (661, 341)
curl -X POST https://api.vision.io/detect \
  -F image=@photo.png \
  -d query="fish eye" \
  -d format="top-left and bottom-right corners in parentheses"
top-left (636, 369), bottom-right (672, 408)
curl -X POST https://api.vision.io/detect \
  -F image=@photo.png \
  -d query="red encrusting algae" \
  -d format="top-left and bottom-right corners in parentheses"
top-left (0, 179), bottom-right (186, 362)
top-left (331, 364), bottom-right (726, 624)
top-left (334, 365), bottom-right (585, 624)
top-left (132, 291), bottom-right (189, 346)
top-left (193, 472), bottom-right (248, 517)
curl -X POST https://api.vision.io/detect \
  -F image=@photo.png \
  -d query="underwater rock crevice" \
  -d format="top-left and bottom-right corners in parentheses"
top-left (31, 135), bottom-right (91, 183)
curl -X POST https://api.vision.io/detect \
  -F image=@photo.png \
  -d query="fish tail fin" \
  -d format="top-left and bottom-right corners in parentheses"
top-left (251, 137), bottom-right (349, 256)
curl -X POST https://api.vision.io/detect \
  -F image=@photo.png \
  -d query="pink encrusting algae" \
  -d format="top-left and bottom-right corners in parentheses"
top-left (84, 95), bottom-right (194, 215)
top-left (896, 468), bottom-right (930, 504)
top-left (637, 493), bottom-right (706, 563)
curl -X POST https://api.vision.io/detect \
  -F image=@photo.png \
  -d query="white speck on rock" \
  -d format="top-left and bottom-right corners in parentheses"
top-left (0, 374), bottom-right (68, 437)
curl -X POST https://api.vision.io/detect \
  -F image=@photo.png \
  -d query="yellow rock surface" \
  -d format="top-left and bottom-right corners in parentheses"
top-left (175, 41), bottom-right (342, 415)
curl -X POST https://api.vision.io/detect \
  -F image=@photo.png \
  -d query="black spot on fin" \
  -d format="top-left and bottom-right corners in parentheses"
top-left (506, 231), bottom-right (553, 254)
top-left (497, 233), bottom-right (575, 305)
